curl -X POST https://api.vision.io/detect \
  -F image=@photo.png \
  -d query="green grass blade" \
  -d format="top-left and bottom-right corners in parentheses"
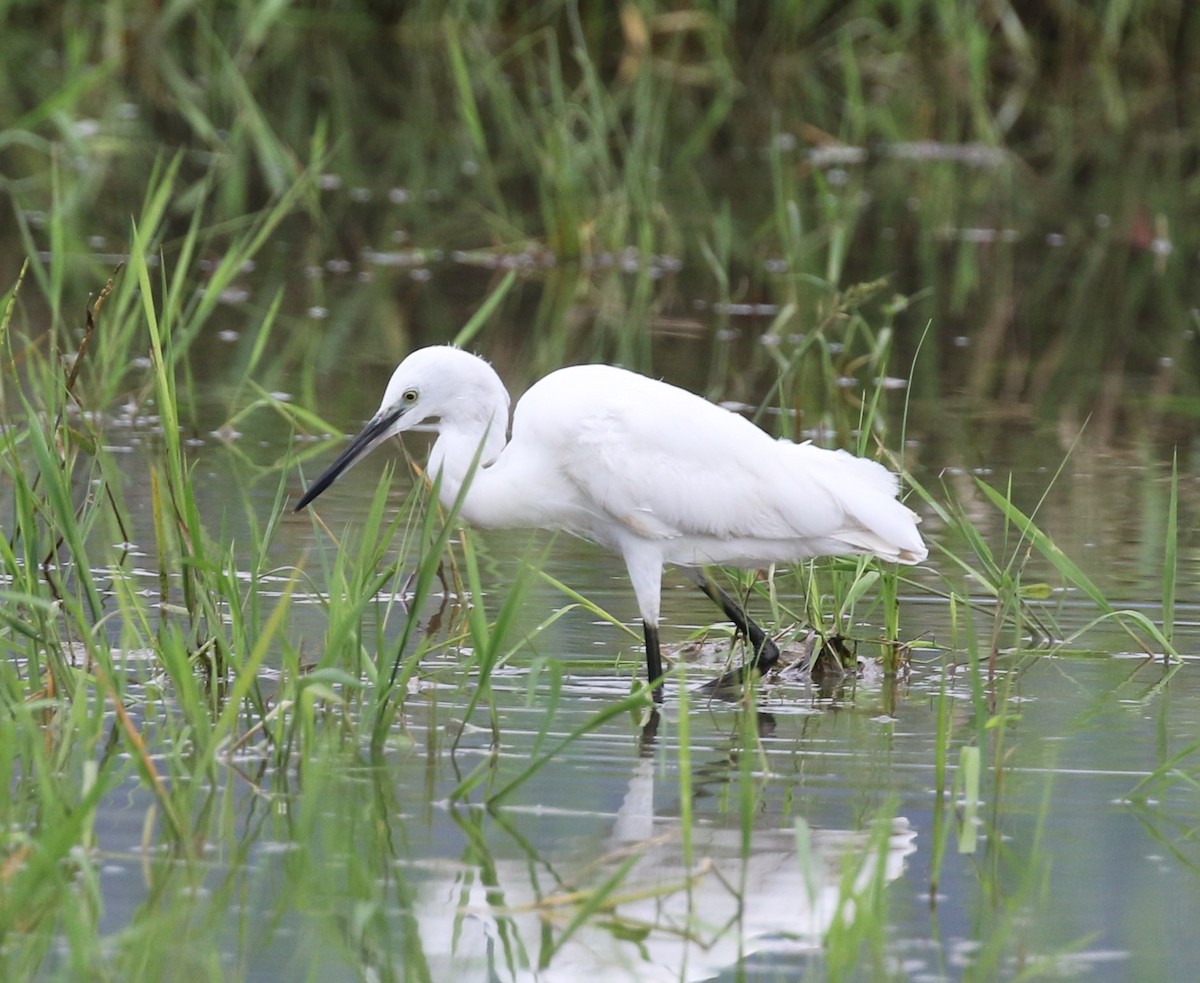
top-left (975, 479), bottom-right (1112, 612)
top-left (1162, 452), bottom-right (1178, 646)
top-left (452, 269), bottom-right (517, 349)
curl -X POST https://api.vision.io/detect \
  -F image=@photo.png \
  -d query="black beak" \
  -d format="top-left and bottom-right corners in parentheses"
top-left (294, 408), bottom-right (403, 511)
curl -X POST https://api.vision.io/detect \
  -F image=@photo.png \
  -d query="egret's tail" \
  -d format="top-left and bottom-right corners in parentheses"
top-left (792, 444), bottom-right (927, 564)
top-left (836, 517), bottom-right (927, 565)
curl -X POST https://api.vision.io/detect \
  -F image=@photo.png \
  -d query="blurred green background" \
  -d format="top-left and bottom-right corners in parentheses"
top-left (4, 0), bottom-right (1198, 445)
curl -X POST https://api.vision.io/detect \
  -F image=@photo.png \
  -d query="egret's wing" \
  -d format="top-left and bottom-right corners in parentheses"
top-left (562, 405), bottom-right (801, 540)
top-left (511, 364), bottom-right (924, 563)
top-left (526, 371), bottom-right (847, 536)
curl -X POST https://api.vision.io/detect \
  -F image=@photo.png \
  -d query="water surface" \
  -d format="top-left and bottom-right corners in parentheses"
top-left (65, 419), bottom-right (1198, 983)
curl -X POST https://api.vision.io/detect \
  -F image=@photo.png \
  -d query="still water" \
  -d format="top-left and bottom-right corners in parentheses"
top-left (80, 410), bottom-right (1200, 982)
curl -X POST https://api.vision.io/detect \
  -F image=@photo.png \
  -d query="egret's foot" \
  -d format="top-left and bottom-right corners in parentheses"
top-left (699, 636), bottom-right (780, 698)
top-left (767, 632), bottom-right (857, 693)
top-left (749, 635), bottom-right (782, 675)
top-left (699, 665), bottom-right (753, 698)
top-left (700, 633), bottom-right (860, 697)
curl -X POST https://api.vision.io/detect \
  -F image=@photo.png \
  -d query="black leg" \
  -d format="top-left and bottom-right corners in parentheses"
top-left (638, 708), bottom-right (661, 750)
top-left (690, 570), bottom-right (781, 678)
top-left (643, 621), bottom-right (665, 703)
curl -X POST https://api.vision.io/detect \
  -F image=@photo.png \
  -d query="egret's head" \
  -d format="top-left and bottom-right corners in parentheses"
top-left (294, 346), bottom-right (508, 511)
top-left (378, 345), bottom-right (510, 433)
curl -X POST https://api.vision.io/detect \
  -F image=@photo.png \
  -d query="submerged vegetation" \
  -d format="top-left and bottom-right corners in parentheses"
top-left (1, 1), bottom-right (1198, 980)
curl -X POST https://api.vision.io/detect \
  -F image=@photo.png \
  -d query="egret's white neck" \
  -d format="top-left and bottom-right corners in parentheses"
top-left (427, 411), bottom-right (509, 524)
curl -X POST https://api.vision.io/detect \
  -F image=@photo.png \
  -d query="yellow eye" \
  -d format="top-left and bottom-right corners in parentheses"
top-left (402, 389), bottom-right (418, 403)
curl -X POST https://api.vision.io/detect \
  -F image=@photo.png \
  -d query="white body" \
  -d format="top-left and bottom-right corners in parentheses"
top-left (375, 347), bottom-right (926, 632)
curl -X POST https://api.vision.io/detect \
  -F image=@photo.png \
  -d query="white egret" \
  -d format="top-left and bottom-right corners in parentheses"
top-left (295, 346), bottom-right (926, 700)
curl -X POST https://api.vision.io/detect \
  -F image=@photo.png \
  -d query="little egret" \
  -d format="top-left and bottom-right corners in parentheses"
top-left (295, 346), bottom-right (926, 700)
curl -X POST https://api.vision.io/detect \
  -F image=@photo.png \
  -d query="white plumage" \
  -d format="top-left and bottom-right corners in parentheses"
top-left (296, 345), bottom-right (926, 699)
